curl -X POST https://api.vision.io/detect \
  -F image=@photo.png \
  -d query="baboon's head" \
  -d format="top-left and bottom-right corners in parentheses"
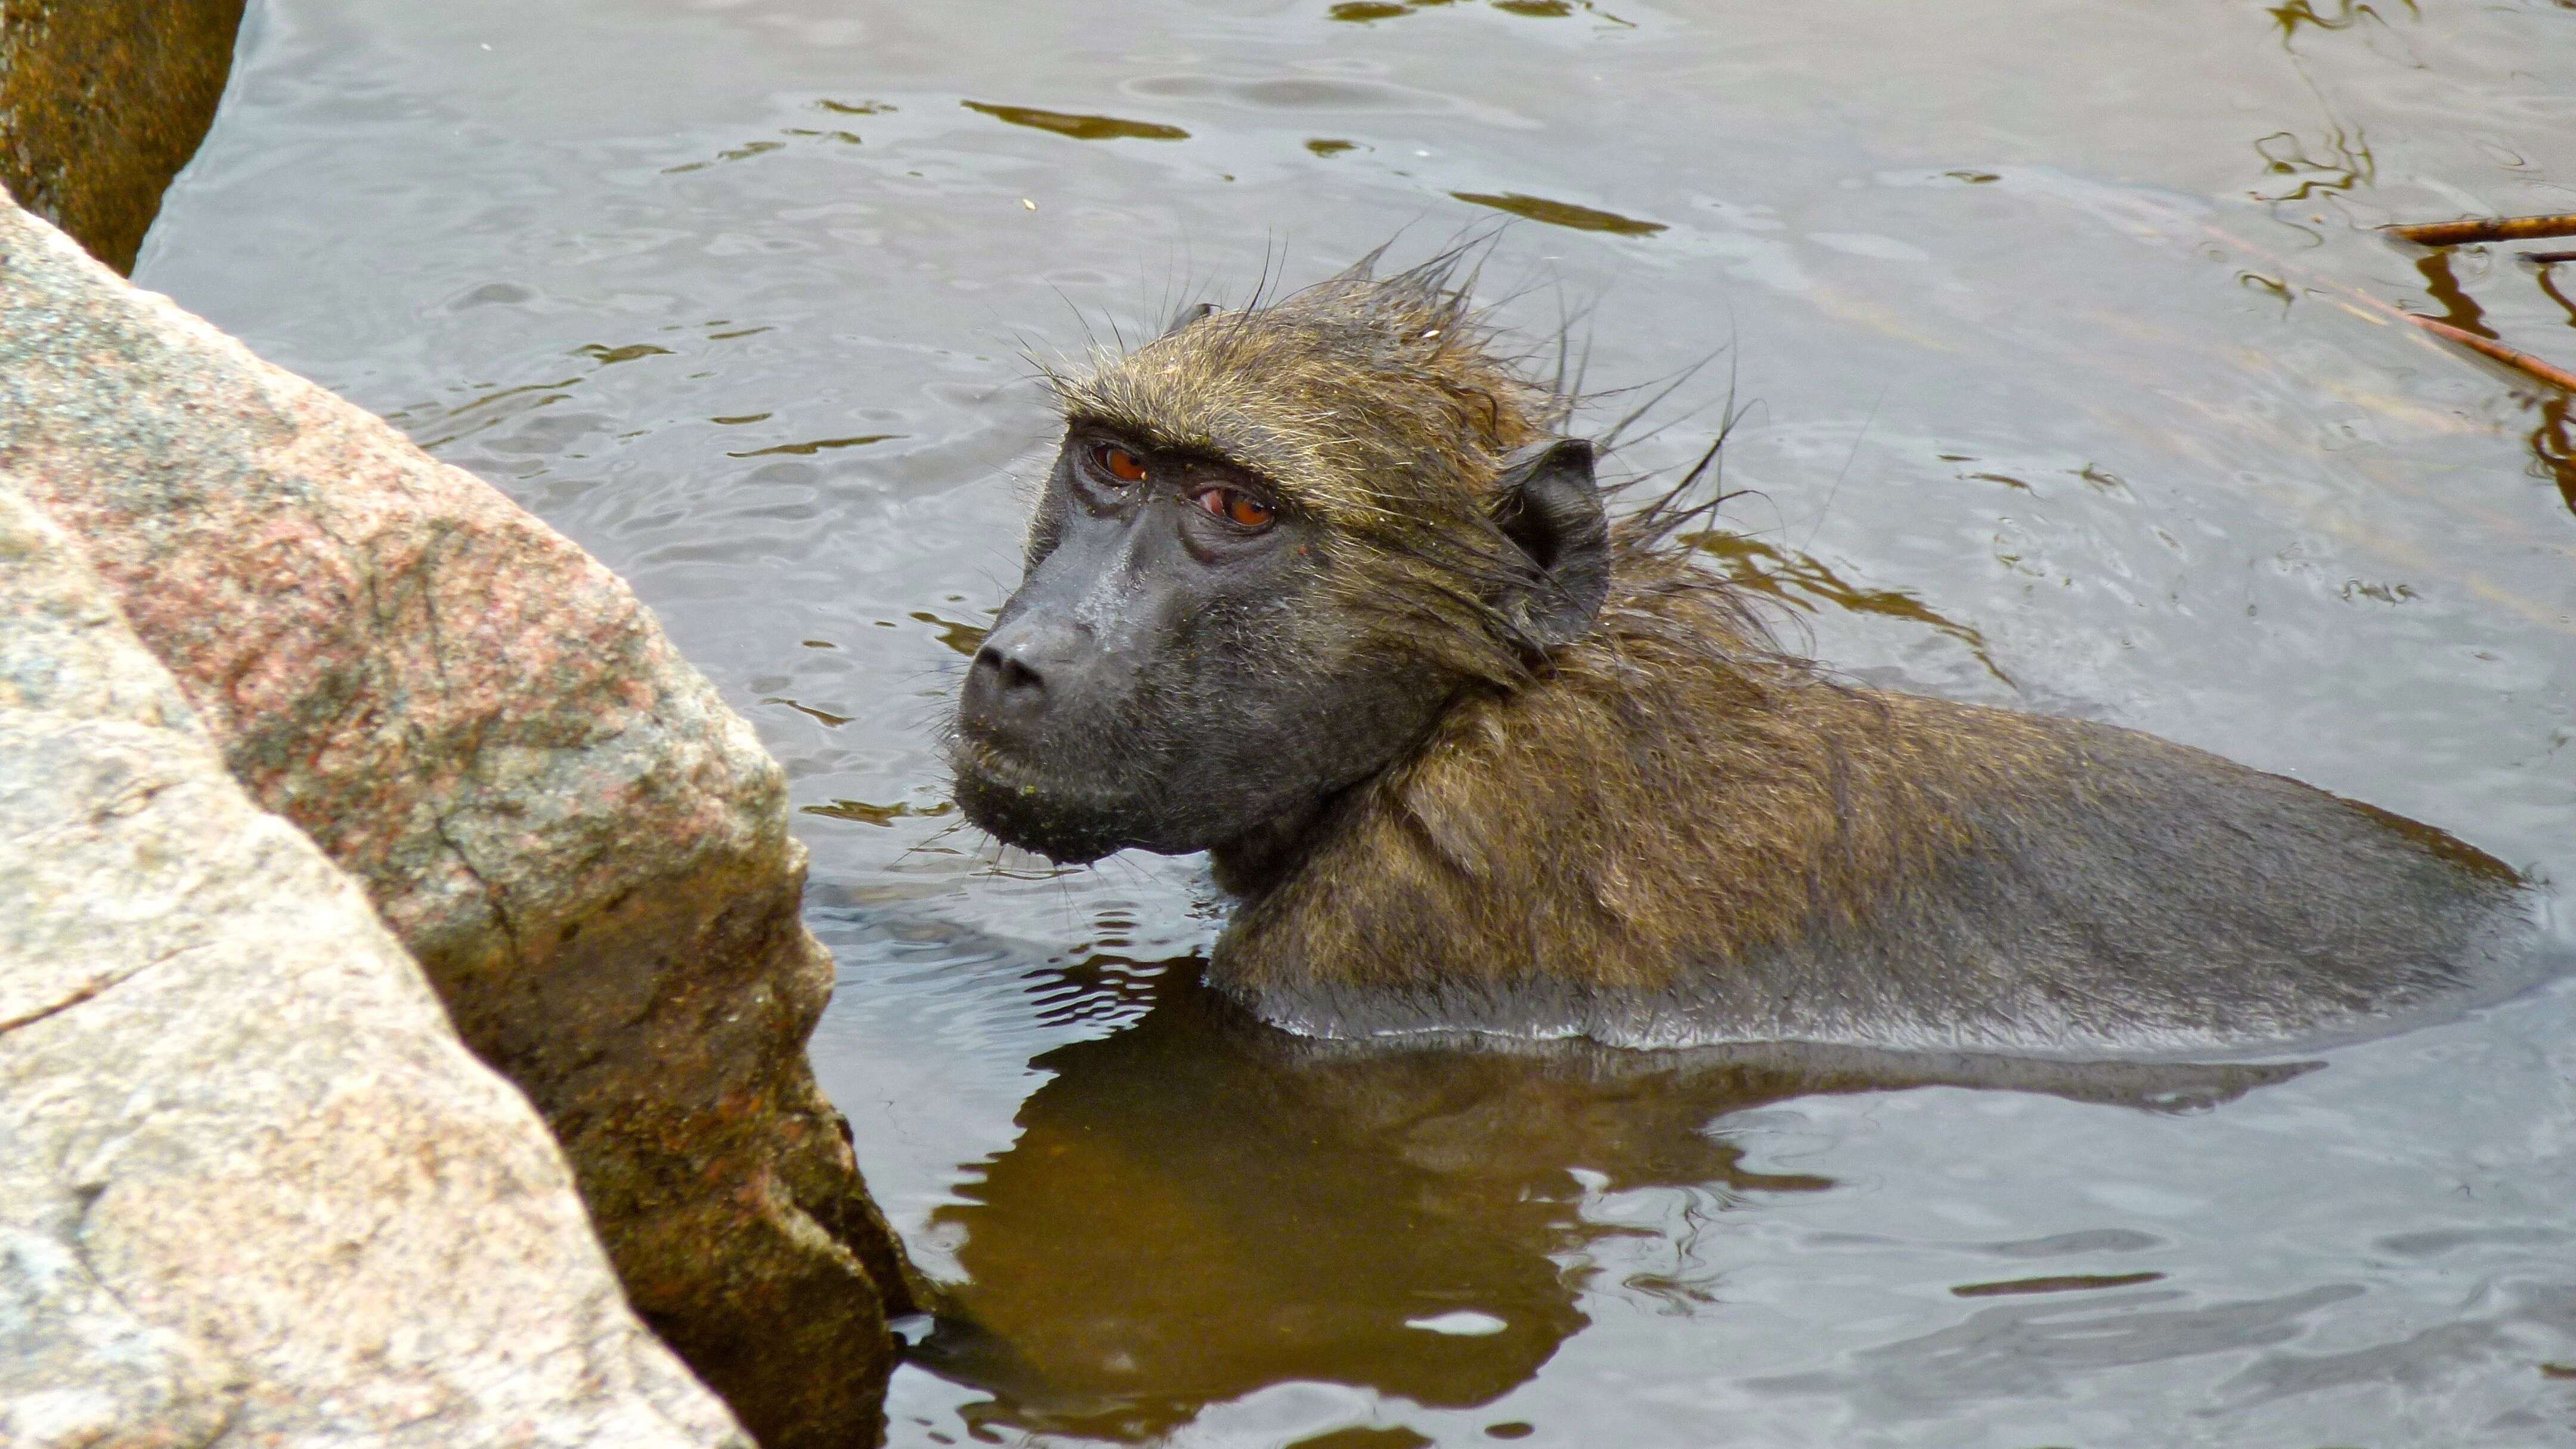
top-left (950, 253), bottom-right (1612, 865)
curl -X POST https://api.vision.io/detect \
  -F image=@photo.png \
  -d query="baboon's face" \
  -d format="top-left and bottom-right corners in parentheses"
top-left (949, 426), bottom-right (1459, 864)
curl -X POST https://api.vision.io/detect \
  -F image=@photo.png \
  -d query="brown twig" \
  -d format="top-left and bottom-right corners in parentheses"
top-left (2198, 218), bottom-right (2576, 394)
top-left (2383, 213), bottom-right (2576, 247)
top-left (2402, 314), bottom-right (2576, 395)
top-left (2523, 250), bottom-right (2576, 266)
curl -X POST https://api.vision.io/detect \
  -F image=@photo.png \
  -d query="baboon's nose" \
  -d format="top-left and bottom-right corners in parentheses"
top-left (960, 620), bottom-right (1080, 750)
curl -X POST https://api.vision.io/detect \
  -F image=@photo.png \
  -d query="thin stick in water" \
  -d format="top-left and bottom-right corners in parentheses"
top-left (2403, 314), bottom-right (2576, 395)
top-left (2383, 213), bottom-right (2576, 247)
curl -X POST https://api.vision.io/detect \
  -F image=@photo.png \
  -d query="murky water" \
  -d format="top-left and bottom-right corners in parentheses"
top-left (143, 1), bottom-right (2576, 1443)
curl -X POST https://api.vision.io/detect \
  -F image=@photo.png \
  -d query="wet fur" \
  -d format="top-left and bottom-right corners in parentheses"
top-left (1211, 543), bottom-right (2529, 1048)
top-left (1023, 251), bottom-right (2534, 1051)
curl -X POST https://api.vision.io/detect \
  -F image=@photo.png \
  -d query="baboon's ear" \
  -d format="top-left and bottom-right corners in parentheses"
top-left (1493, 438), bottom-right (1610, 653)
top-left (1163, 301), bottom-right (1217, 337)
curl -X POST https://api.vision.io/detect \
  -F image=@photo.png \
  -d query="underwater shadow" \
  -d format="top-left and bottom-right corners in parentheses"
top-left (906, 955), bottom-right (2312, 1442)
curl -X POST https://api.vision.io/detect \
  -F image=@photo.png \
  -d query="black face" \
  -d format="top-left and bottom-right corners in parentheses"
top-left (950, 428), bottom-right (1457, 865)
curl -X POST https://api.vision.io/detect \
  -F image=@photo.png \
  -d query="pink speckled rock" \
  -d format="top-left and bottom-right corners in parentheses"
top-left (0, 196), bottom-right (914, 1449)
top-left (1, 484), bottom-right (749, 1447)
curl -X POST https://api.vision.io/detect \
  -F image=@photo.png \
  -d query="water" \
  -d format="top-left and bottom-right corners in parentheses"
top-left (140, 1), bottom-right (2576, 1443)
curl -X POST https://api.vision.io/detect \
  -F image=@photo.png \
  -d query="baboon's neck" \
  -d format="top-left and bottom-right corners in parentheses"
top-left (1209, 570), bottom-right (1819, 928)
top-left (1205, 583), bottom-right (1840, 1009)
top-left (1208, 795), bottom-right (1336, 898)
top-left (1208, 691), bottom-right (1479, 899)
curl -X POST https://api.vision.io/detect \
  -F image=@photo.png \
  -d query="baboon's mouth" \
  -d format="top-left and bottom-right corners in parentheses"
top-left (948, 736), bottom-right (1157, 865)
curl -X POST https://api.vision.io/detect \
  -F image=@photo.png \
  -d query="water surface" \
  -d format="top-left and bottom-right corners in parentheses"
top-left (145, 2), bottom-right (2576, 1444)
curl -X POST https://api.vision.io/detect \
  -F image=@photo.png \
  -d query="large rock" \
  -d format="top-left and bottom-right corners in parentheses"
top-left (0, 486), bottom-right (750, 1446)
top-left (0, 197), bottom-right (915, 1447)
top-left (0, 0), bottom-right (247, 273)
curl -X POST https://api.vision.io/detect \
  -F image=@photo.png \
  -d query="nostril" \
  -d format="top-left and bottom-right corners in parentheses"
top-left (995, 652), bottom-right (1044, 696)
top-left (968, 642), bottom-right (1045, 707)
top-left (964, 623), bottom-right (1083, 745)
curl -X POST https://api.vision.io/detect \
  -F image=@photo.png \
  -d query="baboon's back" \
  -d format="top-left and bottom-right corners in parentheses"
top-left (1212, 683), bottom-right (2537, 1051)
top-left (1744, 696), bottom-right (2533, 1049)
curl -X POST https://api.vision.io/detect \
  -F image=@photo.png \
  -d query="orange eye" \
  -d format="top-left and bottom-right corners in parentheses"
top-left (1196, 487), bottom-right (1275, 530)
top-left (1095, 444), bottom-right (1148, 484)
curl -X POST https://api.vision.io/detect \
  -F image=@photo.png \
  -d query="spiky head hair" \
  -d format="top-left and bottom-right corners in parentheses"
top-left (1045, 249), bottom-right (1580, 687)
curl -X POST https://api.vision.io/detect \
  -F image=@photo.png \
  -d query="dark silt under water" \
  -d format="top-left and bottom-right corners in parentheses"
top-left (143, 1), bottom-right (2576, 1443)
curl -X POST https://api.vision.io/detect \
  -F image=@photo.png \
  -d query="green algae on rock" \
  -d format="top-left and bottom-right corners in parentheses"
top-left (0, 0), bottom-right (246, 273)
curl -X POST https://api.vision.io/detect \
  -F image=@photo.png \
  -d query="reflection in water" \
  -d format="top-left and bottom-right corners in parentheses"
top-left (763, 695), bottom-right (854, 727)
top-left (1329, 0), bottom-right (1633, 24)
top-left (2528, 393), bottom-right (2576, 519)
top-left (1950, 1270), bottom-right (2165, 1297)
top-left (1448, 191), bottom-right (1666, 237)
top-left (667, 124), bottom-right (877, 174)
top-left (2414, 251), bottom-right (2495, 340)
top-left (908, 607), bottom-right (992, 657)
top-left (664, 138), bottom-right (784, 174)
top-left (724, 432), bottom-right (902, 458)
top-left (573, 341), bottom-right (673, 365)
top-left (782, 126), bottom-right (864, 146)
top-left (1687, 532), bottom-right (2014, 686)
top-left (801, 797), bottom-right (956, 825)
top-left (2238, 268), bottom-right (2296, 314)
top-left (961, 101), bottom-right (1190, 143)
top-left (393, 376), bottom-right (575, 450)
top-left (2250, 122), bottom-right (2373, 203)
top-left (2534, 259), bottom-right (2576, 330)
top-left (911, 957), bottom-right (2308, 1441)
top-left (2267, 0), bottom-right (2414, 46)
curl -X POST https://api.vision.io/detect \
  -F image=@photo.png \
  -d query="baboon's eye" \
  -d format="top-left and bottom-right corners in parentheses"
top-left (1094, 444), bottom-right (1149, 484)
top-left (1194, 487), bottom-right (1275, 531)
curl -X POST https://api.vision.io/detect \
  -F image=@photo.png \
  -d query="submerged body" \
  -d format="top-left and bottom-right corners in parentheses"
top-left (950, 252), bottom-right (2533, 1052)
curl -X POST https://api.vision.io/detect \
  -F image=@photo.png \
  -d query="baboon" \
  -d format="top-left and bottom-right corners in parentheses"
top-left (950, 250), bottom-right (2538, 1051)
